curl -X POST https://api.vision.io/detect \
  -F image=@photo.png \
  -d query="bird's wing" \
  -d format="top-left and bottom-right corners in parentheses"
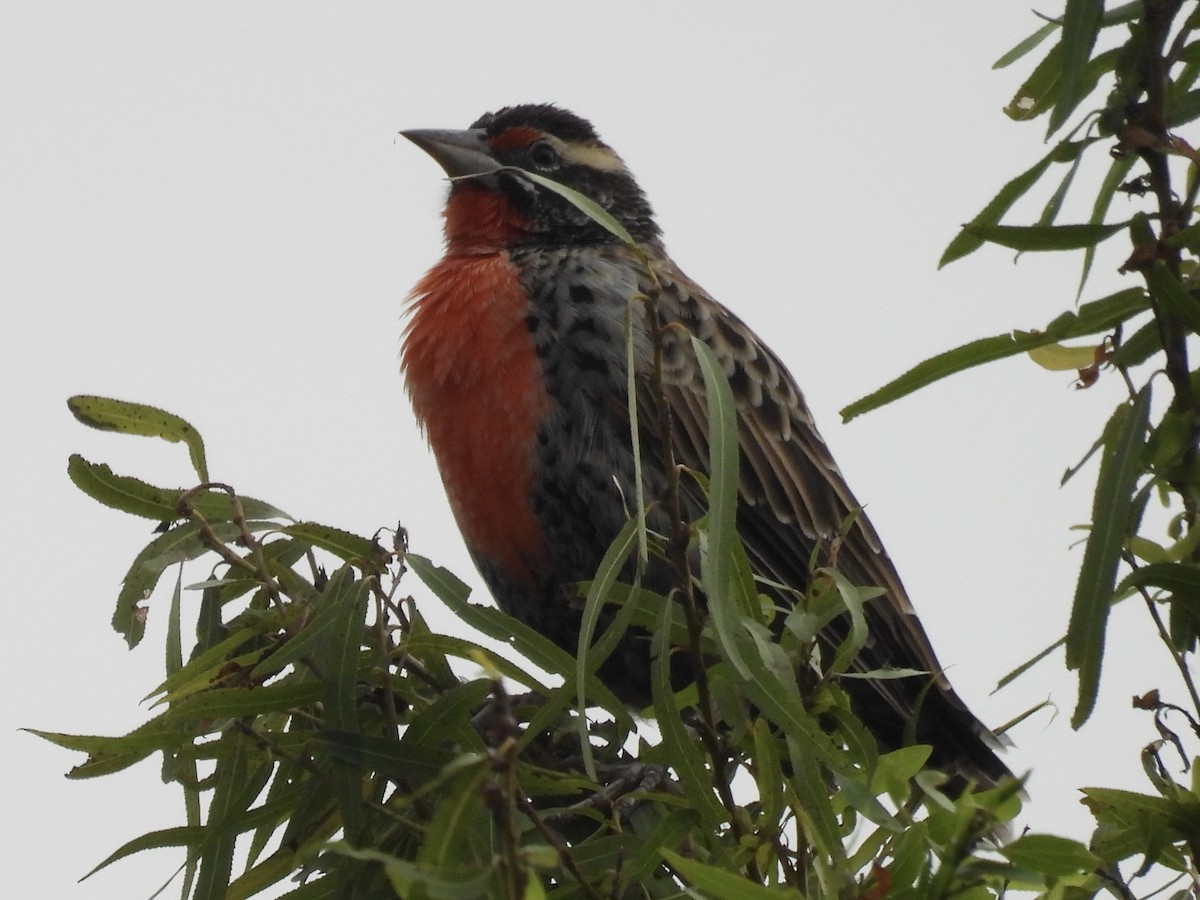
top-left (621, 252), bottom-right (1009, 788)
top-left (636, 257), bottom-right (958, 705)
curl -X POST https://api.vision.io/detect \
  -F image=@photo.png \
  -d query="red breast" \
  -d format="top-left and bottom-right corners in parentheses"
top-left (401, 185), bottom-right (548, 584)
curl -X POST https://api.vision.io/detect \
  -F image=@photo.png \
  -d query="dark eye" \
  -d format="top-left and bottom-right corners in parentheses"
top-left (527, 140), bottom-right (560, 171)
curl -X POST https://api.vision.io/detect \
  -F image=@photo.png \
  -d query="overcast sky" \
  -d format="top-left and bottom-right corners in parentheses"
top-left (2, 4), bottom-right (1179, 897)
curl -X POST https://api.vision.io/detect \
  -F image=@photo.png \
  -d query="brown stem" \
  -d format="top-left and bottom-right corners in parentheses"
top-left (1136, 0), bottom-right (1200, 529)
top-left (178, 482), bottom-right (286, 609)
top-left (515, 792), bottom-right (603, 900)
top-left (1126, 552), bottom-right (1200, 721)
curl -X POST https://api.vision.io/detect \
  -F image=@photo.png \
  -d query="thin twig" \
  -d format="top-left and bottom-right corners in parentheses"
top-left (516, 791), bottom-right (604, 900)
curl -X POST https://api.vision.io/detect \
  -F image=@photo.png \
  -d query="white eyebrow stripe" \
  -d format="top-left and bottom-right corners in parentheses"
top-left (551, 136), bottom-right (627, 172)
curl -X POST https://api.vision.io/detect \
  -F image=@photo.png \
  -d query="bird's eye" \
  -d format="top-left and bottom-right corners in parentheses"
top-left (527, 140), bottom-right (560, 171)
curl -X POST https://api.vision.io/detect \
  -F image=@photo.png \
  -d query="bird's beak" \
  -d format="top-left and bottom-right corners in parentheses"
top-left (401, 128), bottom-right (502, 179)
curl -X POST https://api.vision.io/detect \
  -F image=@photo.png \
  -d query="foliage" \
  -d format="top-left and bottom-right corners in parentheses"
top-left (845, 1), bottom-right (1200, 895)
top-left (34, 3), bottom-right (1200, 898)
top-left (41, 395), bottom-right (1034, 899)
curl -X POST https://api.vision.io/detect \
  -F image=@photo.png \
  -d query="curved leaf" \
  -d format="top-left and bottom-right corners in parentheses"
top-left (1078, 154), bottom-right (1137, 296)
top-left (68, 395), bottom-right (209, 482)
top-left (965, 220), bottom-right (1128, 252)
top-left (841, 287), bottom-right (1148, 421)
top-left (1116, 561), bottom-right (1200, 600)
top-left (693, 336), bottom-right (754, 679)
top-left (940, 147), bottom-right (1057, 266)
top-left (1145, 260), bottom-right (1200, 336)
top-left (651, 600), bottom-right (728, 827)
top-left (68, 455), bottom-right (287, 523)
top-left (993, 21), bottom-right (1059, 70)
top-left (281, 522), bottom-right (386, 568)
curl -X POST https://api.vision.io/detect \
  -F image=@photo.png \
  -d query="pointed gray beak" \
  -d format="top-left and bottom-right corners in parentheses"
top-left (401, 128), bottom-right (502, 178)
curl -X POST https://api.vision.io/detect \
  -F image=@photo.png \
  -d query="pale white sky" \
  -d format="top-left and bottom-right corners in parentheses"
top-left (2, 4), bottom-right (1178, 897)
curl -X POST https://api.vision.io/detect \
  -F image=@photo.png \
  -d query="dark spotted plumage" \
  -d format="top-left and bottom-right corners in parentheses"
top-left (401, 104), bottom-right (1011, 789)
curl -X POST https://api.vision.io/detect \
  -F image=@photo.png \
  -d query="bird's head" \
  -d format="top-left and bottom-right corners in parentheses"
top-left (402, 104), bottom-right (660, 249)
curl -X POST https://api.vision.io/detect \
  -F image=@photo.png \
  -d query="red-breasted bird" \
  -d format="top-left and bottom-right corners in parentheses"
top-left (401, 104), bottom-right (1010, 789)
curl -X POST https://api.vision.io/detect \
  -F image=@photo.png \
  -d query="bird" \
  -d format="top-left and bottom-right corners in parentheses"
top-left (400, 103), bottom-right (1011, 790)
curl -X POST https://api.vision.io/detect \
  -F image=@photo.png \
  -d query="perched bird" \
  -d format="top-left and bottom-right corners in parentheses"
top-left (401, 104), bottom-right (1010, 789)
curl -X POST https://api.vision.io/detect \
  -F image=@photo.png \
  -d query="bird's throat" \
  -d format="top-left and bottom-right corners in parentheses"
top-left (443, 183), bottom-right (530, 251)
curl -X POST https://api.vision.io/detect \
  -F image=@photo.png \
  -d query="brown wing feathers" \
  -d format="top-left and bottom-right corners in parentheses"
top-left (640, 258), bottom-right (1009, 785)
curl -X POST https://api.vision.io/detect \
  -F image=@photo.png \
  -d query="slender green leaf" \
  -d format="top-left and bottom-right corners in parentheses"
top-left (80, 825), bottom-right (204, 880)
top-left (402, 632), bottom-right (548, 693)
top-left (416, 756), bottom-right (491, 868)
top-left (740, 674), bottom-right (843, 771)
top-left (575, 515), bottom-right (640, 778)
top-left (400, 605), bottom-right (459, 689)
top-left (651, 600), bottom-right (727, 827)
top-left (1078, 154), bottom-right (1136, 297)
top-left (70, 456), bottom-right (286, 523)
top-left (281, 522), bottom-right (386, 568)
top-left (751, 717), bottom-right (784, 832)
top-left (1036, 146), bottom-right (1086, 228)
top-left (162, 680), bottom-right (325, 727)
top-left (1067, 386), bottom-right (1151, 727)
top-left (994, 637), bottom-right (1065, 691)
top-left (693, 336), bottom-right (754, 680)
top-left (993, 21), bottom-right (1059, 70)
top-left (400, 679), bottom-right (491, 752)
top-left (940, 147), bottom-right (1058, 266)
top-left (315, 731), bottom-right (446, 787)
top-left (1109, 318), bottom-right (1162, 369)
top-left (1083, 786), bottom-right (1200, 832)
top-left (1099, 0), bottom-right (1142, 25)
top-left (842, 287), bottom-right (1147, 421)
top-left (1003, 40), bottom-right (1062, 122)
top-left (320, 566), bottom-right (371, 841)
top-left (166, 565), bottom-right (184, 680)
top-left (966, 220), bottom-right (1127, 252)
top-left (406, 552), bottom-right (471, 603)
top-left (1164, 219), bottom-right (1200, 252)
top-left (327, 843), bottom-right (493, 900)
top-left (407, 554), bottom-right (628, 715)
top-left (226, 848), bottom-right (300, 900)
top-left (320, 567), bottom-right (370, 735)
top-left (661, 848), bottom-right (792, 898)
top-left (626, 809), bottom-right (702, 881)
top-left (244, 756), bottom-right (304, 871)
top-left (113, 520), bottom-right (241, 648)
top-left (69, 455), bottom-right (188, 521)
top-left (1025, 338), bottom-right (1101, 371)
top-left (624, 300), bottom-right (649, 568)
top-left (278, 771), bottom-right (337, 857)
top-left (68, 395), bottom-right (209, 482)
top-left (1002, 833), bottom-right (1100, 875)
top-left (832, 768), bottom-right (898, 831)
top-left (1145, 261), bottom-right (1200, 336)
top-left (505, 167), bottom-right (635, 245)
top-left (25, 713), bottom-right (185, 778)
top-left (216, 538), bottom-right (307, 605)
top-left (1049, 0), bottom-right (1104, 134)
top-left (193, 731), bottom-right (254, 900)
top-left (150, 625), bottom-right (263, 703)
top-left (787, 735), bottom-right (846, 860)
top-left (872, 745), bottom-right (932, 797)
top-left (1116, 562), bottom-right (1200, 600)
top-left (818, 566), bottom-right (876, 676)
top-left (1168, 88), bottom-right (1200, 127)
